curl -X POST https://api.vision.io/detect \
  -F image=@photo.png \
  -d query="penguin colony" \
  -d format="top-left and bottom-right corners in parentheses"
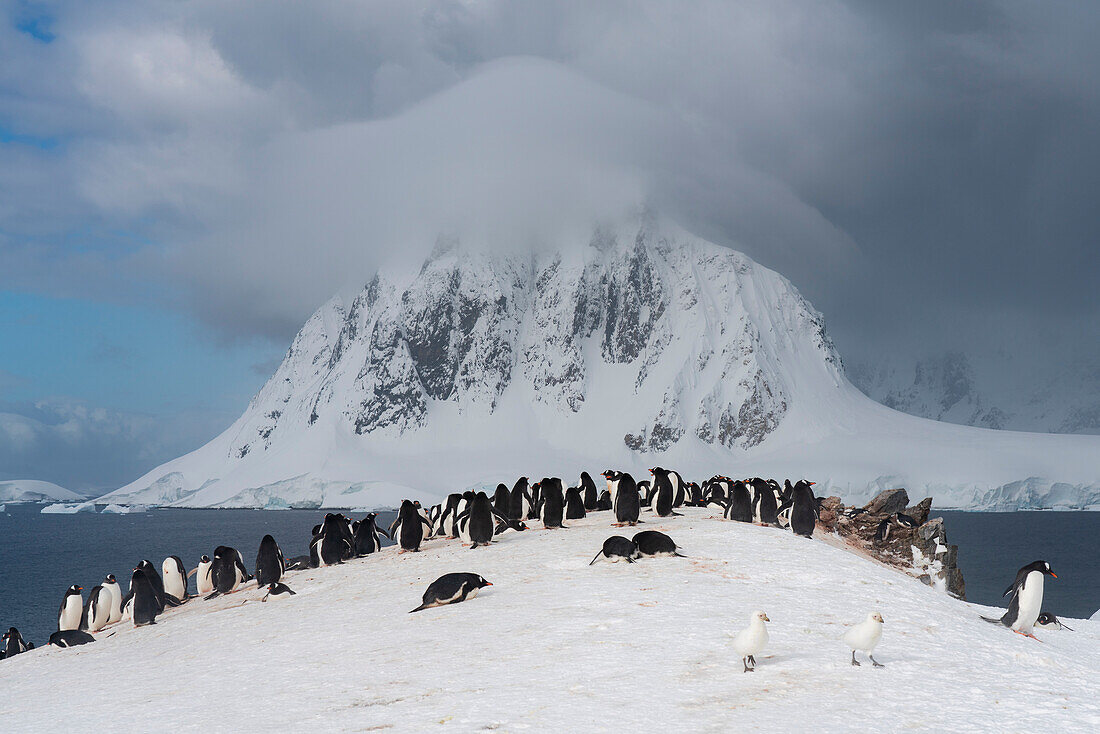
top-left (0, 468), bottom-right (1068, 670)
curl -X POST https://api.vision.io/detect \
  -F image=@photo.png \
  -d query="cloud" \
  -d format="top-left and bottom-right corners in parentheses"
top-left (1, 0), bottom-right (1097, 356)
top-left (0, 397), bottom-right (235, 493)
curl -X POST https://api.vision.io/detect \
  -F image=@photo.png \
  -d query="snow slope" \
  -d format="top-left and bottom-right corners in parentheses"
top-left (1, 509), bottom-right (1097, 732)
top-left (99, 218), bottom-right (1100, 511)
top-left (0, 479), bottom-right (83, 503)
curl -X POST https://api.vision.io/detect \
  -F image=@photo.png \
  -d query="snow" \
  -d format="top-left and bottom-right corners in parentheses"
top-left (97, 219), bottom-right (1100, 512)
top-left (39, 501), bottom-right (97, 514)
top-left (101, 504), bottom-right (146, 514)
top-left (0, 479), bottom-right (82, 504)
top-left (1, 508), bottom-right (1098, 731)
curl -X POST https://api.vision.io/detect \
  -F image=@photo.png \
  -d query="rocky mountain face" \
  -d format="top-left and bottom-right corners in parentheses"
top-left (849, 352), bottom-right (1100, 435)
top-left (226, 221), bottom-right (842, 464)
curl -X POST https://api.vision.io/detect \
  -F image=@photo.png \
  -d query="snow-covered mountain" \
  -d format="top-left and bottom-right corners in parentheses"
top-left (849, 352), bottom-right (1100, 435)
top-left (0, 479), bottom-right (83, 504)
top-left (100, 219), bottom-right (1100, 510)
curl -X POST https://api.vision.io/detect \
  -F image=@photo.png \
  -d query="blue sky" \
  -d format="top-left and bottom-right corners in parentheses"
top-left (2, 0), bottom-right (1098, 492)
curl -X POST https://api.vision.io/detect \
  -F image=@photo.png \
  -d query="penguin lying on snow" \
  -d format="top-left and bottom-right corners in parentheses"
top-left (981, 560), bottom-right (1057, 639)
top-left (410, 573), bottom-right (492, 613)
top-left (1035, 611), bottom-right (1073, 631)
top-left (48, 630), bottom-right (96, 648)
top-left (632, 530), bottom-right (686, 558)
top-left (262, 582), bottom-right (297, 602)
top-left (590, 536), bottom-right (640, 565)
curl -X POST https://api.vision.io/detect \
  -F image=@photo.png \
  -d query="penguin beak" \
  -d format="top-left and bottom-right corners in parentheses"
top-left (1049, 571), bottom-right (1058, 578)
top-left (808, 482), bottom-right (816, 486)
top-left (484, 581), bottom-right (494, 586)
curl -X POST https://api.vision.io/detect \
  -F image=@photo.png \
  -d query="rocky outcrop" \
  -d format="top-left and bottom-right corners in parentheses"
top-left (821, 489), bottom-right (965, 598)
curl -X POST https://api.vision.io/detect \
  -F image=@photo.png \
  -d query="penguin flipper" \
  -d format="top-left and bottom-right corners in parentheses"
top-left (204, 591), bottom-right (222, 601)
top-left (777, 500), bottom-right (793, 514)
top-left (980, 615), bottom-right (1007, 625)
top-left (409, 603), bottom-right (429, 614)
top-left (589, 551), bottom-right (603, 566)
top-left (163, 593), bottom-right (184, 608)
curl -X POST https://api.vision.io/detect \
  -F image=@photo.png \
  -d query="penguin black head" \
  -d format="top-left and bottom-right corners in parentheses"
top-left (601, 470), bottom-right (615, 479)
top-left (105, 574), bottom-right (116, 583)
top-left (1034, 560), bottom-right (1057, 578)
top-left (473, 575), bottom-right (493, 589)
top-left (66, 584), bottom-right (83, 595)
top-left (200, 554), bottom-right (210, 563)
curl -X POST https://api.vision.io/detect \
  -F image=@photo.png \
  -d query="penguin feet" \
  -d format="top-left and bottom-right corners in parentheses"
top-left (1014, 630), bottom-right (1041, 641)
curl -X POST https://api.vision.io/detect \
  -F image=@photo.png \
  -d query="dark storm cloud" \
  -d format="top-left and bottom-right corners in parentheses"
top-left (1, 0), bottom-right (1097, 362)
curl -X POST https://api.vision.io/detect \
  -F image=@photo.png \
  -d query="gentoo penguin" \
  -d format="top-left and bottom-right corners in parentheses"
top-left (724, 480), bottom-right (753, 523)
top-left (874, 518), bottom-right (892, 543)
top-left (205, 545), bottom-right (249, 599)
top-left (637, 480), bottom-right (652, 508)
top-left (353, 512), bottom-right (389, 556)
top-left (492, 484), bottom-right (511, 518)
top-left (667, 468), bottom-right (689, 507)
top-left (580, 471), bottom-right (599, 510)
top-left (189, 555), bottom-right (213, 595)
top-left (843, 612), bottom-right (885, 667)
top-left (81, 585), bottom-right (112, 633)
top-left (648, 468), bottom-right (677, 517)
top-left (733, 610), bottom-right (770, 672)
top-left (102, 573), bottom-right (123, 624)
top-left (686, 481), bottom-right (705, 507)
top-left (589, 536), bottom-right (640, 565)
top-left (2, 627), bottom-right (33, 658)
top-left (136, 559), bottom-right (182, 610)
top-left (750, 478), bottom-right (780, 525)
top-left (389, 499), bottom-right (433, 553)
top-left (604, 470), bottom-right (641, 527)
top-left (537, 478), bottom-right (566, 529)
top-left (633, 530), bottom-right (685, 558)
top-left (438, 493), bottom-right (464, 538)
top-left (58, 585), bottom-right (84, 631)
top-left (457, 491), bottom-right (498, 549)
top-left (124, 567), bottom-right (160, 626)
top-left (409, 573), bottom-right (492, 613)
top-left (1035, 611), bottom-right (1074, 631)
top-left (780, 480), bottom-right (818, 538)
top-left (48, 630), bottom-right (96, 648)
top-left (509, 478), bottom-right (532, 521)
top-left (895, 512), bottom-right (919, 529)
top-left (254, 534), bottom-right (286, 586)
top-left (981, 560), bottom-right (1057, 638)
top-left (161, 556), bottom-right (189, 600)
top-left (596, 490), bottom-right (613, 511)
top-left (311, 513), bottom-right (353, 566)
top-left (494, 518), bottom-right (528, 536)
top-left (564, 486), bottom-right (587, 520)
top-left (262, 582), bottom-right (297, 602)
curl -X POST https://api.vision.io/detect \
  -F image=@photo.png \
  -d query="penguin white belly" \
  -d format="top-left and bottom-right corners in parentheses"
top-left (196, 564), bottom-right (213, 594)
top-left (58, 597), bottom-right (82, 631)
top-left (1014, 572), bottom-right (1045, 632)
top-left (87, 595), bottom-right (110, 632)
top-left (163, 570), bottom-right (186, 599)
top-left (105, 584), bottom-right (123, 623)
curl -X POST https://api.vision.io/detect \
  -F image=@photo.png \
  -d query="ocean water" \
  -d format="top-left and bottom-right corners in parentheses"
top-left (1, 506), bottom-right (1096, 648)
top-left (0, 505), bottom-right (396, 647)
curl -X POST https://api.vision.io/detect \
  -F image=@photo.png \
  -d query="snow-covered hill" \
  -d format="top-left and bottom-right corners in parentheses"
top-left (1, 510), bottom-right (1097, 732)
top-left (0, 479), bottom-right (83, 504)
top-left (849, 351), bottom-right (1100, 435)
top-left (99, 219), bottom-right (1100, 511)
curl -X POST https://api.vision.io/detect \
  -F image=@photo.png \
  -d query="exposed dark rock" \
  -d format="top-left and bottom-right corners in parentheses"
top-left (905, 497), bottom-right (933, 525)
top-left (863, 488), bottom-right (909, 517)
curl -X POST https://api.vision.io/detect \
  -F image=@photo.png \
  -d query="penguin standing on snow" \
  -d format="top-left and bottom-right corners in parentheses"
top-left (457, 491), bottom-right (499, 549)
top-left (162, 556), bottom-right (189, 601)
top-left (510, 477), bottom-right (532, 521)
top-left (254, 534), bottom-right (286, 586)
top-left (102, 573), bottom-right (123, 624)
top-left (58, 585), bottom-right (83, 631)
top-left (750, 478), bottom-right (780, 525)
top-left (80, 585), bottom-right (112, 633)
top-left (389, 499), bottom-right (434, 553)
top-left (564, 486), bottom-right (587, 520)
top-left (353, 512), bottom-right (389, 556)
top-left (648, 468), bottom-right (677, 517)
top-left (981, 560), bottom-right (1057, 639)
top-left (136, 559), bottom-right (182, 610)
top-left (596, 489), bottom-right (613, 511)
top-left (492, 484), bottom-right (511, 518)
top-left (205, 546), bottom-right (249, 598)
top-left (604, 470), bottom-right (641, 527)
top-left (189, 555), bottom-right (213, 595)
top-left (537, 478), bottom-right (566, 529)
top-left (724, 480), bottom-right (753, 523)
top-left (311, 514), bottom-right (354, 566)
top-left (438, 493), bottom-right (464, 538)
top-left (123, 567), bottom-right (161, 626)
top-left (580, 471), bottom-right (599, 511)
top-left (409, 573), bottom-right (492, 613)
top-left (779, 480), bottom-right (818, 538)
